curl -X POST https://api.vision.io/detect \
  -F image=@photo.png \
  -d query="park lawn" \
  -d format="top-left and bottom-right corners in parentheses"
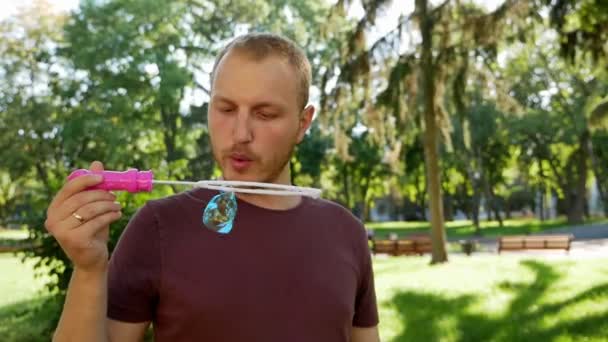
top-left (1, 254), bottom-right (607, 341)
top-left (374, 255), bottom-right (608, 341)
top-left (367, 217), bottom-right (608, 240)
top-left (0, 253), bottom-right (58, 342)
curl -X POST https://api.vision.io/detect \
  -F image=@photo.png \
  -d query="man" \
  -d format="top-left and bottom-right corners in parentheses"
top-left (45, 32), bottom-right (380, 342)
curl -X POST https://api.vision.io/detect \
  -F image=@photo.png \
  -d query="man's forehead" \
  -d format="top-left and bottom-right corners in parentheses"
top-left (211, 52), bottom-right (299, 110)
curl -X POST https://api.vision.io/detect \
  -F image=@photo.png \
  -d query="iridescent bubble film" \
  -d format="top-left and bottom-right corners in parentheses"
top-left (203, 192), bottom-right (237, 234)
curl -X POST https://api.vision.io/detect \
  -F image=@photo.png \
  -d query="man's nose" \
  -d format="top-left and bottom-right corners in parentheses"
top-left (232, 110), bottom-right (253, 144)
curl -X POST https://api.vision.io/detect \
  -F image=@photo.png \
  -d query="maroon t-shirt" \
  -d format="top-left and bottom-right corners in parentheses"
top-left (108, 188), bottom-right (378, 341)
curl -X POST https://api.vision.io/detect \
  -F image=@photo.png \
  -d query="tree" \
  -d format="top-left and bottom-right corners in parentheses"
top-left (329, 129), bottom-right (391, 220)
top-left (592, 131), bottom-right (608, 215)
top-left (291, 121), bottom-right (332, 188)
top-left (323, 0), bottom-right (531, 263)
top-left (544, 0), bottom-right (608, 217)
top-left (505, 33), bottom-right (608, 223)
top-left (0, 0), bottom-right (334, 295)
top-left (451, 100), bottom-right (511, 230)
top-left (545, 0), bottom-right (608, 64)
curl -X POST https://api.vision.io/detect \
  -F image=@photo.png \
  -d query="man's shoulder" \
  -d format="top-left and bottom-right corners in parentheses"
top-left (306, 197), bottom-right (364, 228)
top-left (308, 197), bottom-right (355, 216)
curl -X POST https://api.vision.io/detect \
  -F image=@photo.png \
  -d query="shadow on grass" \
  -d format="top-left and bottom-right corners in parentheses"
top-left (389, 260), bottom-right (608, 342)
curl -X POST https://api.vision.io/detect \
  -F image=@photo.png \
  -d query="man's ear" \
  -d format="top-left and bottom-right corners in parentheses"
top-left (297, 104), bottom-right (315, 143)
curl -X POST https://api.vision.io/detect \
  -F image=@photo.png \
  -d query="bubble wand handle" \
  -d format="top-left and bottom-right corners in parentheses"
top-left (67, 169), bottom-right (154, 193)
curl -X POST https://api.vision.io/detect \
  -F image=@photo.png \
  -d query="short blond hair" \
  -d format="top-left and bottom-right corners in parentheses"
top-left (210, 33), bottom-right (311, 110)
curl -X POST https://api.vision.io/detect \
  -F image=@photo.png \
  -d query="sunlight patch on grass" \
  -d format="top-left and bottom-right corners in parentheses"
top-left (374, 255), bottom-right (608, 342)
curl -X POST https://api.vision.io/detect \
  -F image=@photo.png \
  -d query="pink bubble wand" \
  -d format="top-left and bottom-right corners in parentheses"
top-left (67, 169), bottom-right (322, 198)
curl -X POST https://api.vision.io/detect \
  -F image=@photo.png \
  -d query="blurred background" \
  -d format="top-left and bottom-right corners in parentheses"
top-left (0, 0), bottom-right (607, 341)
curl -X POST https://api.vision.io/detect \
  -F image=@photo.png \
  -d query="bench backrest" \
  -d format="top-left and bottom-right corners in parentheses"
top-left (498, 235), bottom-right (573, 249)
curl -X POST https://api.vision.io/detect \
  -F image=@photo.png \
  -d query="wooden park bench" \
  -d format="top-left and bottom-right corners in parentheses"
top-left (371, 234), bottom-right (432, 256)
top-left (0, 242), bottom-right (38, 253)
top-left (497, 234), bottom-right (573, 253)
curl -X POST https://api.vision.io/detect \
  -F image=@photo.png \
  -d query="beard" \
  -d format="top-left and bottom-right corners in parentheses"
top-left (211, 138), bottom-right (298, 184)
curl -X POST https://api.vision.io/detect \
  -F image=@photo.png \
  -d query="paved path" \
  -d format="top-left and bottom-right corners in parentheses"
top-left (460, 223), bottom-right (608, 259)
top-left (539, 222), bottom-right (608, 240)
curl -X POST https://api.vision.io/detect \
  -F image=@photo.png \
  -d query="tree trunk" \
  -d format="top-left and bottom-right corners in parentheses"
top-left (342, 164), bottom-right (351, 211)
top-left (35, 162), bottom-right (53, 200)
top-left (567, 133), bottom-right (588, 224)
top-left (361, 175), bottom-right (371, 221)
top-left (576, 133), bottom-right (589, 221)
top-left (588, 136), bottom-right (608, 216)
top-left (444, 194), bottom-right (454, 221)
top-left (481, 167), bottom-right (503, 227)
top-left (489, 185), bottom-right (503, 227)
top-left (160, 105), bottom-right (180, 193)
top-left (472, 190), bottom-right (481, 234)
top-left (537, 158), bottom-right (546, 221)
top-left (465, 158), bottom-right (481, 234)
top-left (417, 0), bottom-right (448, 264)
top-left (415, 170), bottom-right (427, 220)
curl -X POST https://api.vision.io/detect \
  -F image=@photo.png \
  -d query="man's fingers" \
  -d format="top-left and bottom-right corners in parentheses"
top-left (73, 210), bottom-right (122, 242)
top-left (48, 161), bottom-right (106, 213)
top-left (90, 161), bottom-right (104, 172)
top-left (51, 190), bottom-right (117, 222)
top-left (51, 209), bottom-right (122, 248)
top-left (46, 199), bottom-right (120, 236)
top-left (48, 174), bottom-right (105, 212)
top-left (68, 200), bottom-right (122, 228)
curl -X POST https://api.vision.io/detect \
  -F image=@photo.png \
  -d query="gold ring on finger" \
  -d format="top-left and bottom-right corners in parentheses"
top-left (72, 212), bottom-right (85, 223)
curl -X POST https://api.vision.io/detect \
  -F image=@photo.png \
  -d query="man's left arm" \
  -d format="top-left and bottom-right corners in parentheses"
top-left (351, 326), bottom-right (381, 342)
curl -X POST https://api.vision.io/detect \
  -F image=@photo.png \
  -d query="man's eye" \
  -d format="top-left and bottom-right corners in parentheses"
top-left (220, 108), bottom-right (235, 113)
top-left (257, 112), bottom-right (277, 119)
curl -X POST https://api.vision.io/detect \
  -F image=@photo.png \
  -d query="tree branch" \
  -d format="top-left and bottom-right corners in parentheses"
top-left (194, 80), bottom-right (210, 95)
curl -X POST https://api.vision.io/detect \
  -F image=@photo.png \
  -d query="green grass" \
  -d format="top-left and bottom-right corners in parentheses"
top-left (0, 254), bottom-right (50, 307)
top-left (0, 253), bottom-right (59, 341)
top-left (375, 255), bottom-right (608, 341)
top-left (1, 254), bottom-right (608, 341)
top-left (367, 217), bottom-right (608, 240)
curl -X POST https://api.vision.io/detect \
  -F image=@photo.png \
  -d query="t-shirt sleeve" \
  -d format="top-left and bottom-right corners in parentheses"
top-left (107, 202), bottom-right (161, 322)
top-left (352, 222), bottom-right (379, 327)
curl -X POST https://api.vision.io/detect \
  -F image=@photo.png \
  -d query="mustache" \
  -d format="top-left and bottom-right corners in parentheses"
top-left (222, 146), bottom-right (258, 160)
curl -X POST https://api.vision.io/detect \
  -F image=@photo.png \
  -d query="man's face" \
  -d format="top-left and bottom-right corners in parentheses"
top-left (208, 50), bottom-right (313, 183)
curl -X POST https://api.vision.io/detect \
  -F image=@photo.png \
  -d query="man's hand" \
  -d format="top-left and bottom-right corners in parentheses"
top-left (45, 161), bottom-right (122, 273)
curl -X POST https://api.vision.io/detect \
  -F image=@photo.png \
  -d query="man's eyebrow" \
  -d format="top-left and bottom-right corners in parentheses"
top-left (211, 95), bottom-right (235, 104)
top-left (211, 95), bottom-right (287, 110)
top-left (252, 101), bottom-right (285, 110)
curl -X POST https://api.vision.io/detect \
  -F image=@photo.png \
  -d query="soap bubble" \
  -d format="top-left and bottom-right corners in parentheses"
top-left (203, 192), bottom-right (237, 234)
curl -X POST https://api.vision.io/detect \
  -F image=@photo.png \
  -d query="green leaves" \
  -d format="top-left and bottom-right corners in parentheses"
top-left (0, 0), bottom-right (335, 294)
